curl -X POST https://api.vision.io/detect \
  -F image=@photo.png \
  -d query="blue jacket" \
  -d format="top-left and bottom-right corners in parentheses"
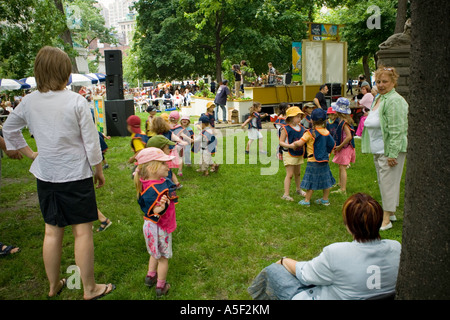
top-left (307, 129), bottom-right (336, 162)
top-left (283, 125), bottom-right (306, 157)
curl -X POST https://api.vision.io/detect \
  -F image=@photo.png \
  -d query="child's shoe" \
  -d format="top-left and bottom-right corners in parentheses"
top-left (156, 283), bottom-right (171, 297)
top-left (298, 200), bottom-right (310, 206)
top-left (314, 198), bottom-right (330, 206)
top-left (145, 274), bottom-right (157, 287)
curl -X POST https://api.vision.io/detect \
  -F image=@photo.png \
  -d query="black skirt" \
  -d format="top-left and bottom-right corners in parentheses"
top-left (37, 177), bottom-right (98, 227)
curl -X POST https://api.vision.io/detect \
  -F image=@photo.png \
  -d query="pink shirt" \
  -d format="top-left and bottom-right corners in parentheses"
top-left (359, 93), bottom-right (374, 110)
top-left (141, 178), bottom-right (177, 233)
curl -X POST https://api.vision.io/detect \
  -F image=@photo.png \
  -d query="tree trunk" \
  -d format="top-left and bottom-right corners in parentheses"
top-left (395, 0), bottom-right (450, 299)
top-left (394, 0), bottom-right (408, 33)
top-left (53, 0), bottom-right (78, 73)
top-left (362, 55), bottom-right (371, 84)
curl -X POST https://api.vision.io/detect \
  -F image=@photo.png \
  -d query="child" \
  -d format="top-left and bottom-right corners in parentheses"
top-left (355, 107), bottom-right (370, 137)
top-left (201, 102), bottom-right (216, 129)
top-left (278, 106), bottom-right (306, 201)
top-left (193, 114), bottom-right (219, 176)
top-left (241, 102), bottom-right (268, 154)
top-left (288, 108), bottom-right (336, 206)
top-left (151, 116), bottom-right (188, 188)
top-left (127, 115), bottom-right (149, 164)
top-left (146, 135), bottom-right (178, 187)
top-left (145, 105), bottom-right (158, 138)
top-left (274, 102), bottom-right (289, 160)
top-left (134, 147), bottom-right (178, 297)
top-left (300, 102), bottom-right (317, 130)
top-left (168, 111), bottom-right (193, 176)
top-left (331, 97), bottom-right (356, 194)
top-left (98, 131), bottom-right (111, 169)
top-left (180, 115), bottom-right (194, 166)
top-left (326, 106), bottom-right (339, 144)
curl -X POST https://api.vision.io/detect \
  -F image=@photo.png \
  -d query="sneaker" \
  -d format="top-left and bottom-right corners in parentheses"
top-left (298, 200), bottom-right (310, 206)
top-left (156, 283), bottom-right (171, 297)
top-left (314, 198), bottom-right (330, 206)
top-left (245, 150), bottom-right (249, 155)
top-left (145, 274), bottom-right (157, 287)
top-left (103, 164), bottom-right (109, 169)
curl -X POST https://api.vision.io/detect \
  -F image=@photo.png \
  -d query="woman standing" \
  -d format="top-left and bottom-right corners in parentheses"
top-left (361, 66), bottom-right (408, 230)
top-left (2, 46), bottom-right (115, 299)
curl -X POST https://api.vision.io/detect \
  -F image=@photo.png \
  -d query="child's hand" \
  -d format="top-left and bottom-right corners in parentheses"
top-left (154, 195), bottom-right (170, 214)
top-left (106, 136), bottom-right (111, 140)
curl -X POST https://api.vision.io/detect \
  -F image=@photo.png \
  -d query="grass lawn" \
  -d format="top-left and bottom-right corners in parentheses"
top-left (0, 111), bottom-right (405, 300)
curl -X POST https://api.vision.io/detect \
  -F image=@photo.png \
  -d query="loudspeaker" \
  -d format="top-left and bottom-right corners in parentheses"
top-left (105, 74), bottom-right (124, 100)
top-left (105, 99), bottom-right (134, 137)
top-left (105, 50), bottom-right (123, 75)
top-left (284, 73), bottom-right (292, 85)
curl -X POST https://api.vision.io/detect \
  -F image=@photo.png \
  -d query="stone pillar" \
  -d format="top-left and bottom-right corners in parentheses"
top-left (376, 46), bottom-right (411, 104)
top-left (375, 19), bottom-right (412, 104)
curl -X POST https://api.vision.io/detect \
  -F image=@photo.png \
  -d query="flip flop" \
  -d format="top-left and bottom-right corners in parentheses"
top-left (48, 278), bottom-right (67, 298)
top-left (97, 219), bottom-right (112, 232)
top-left (85, 283), bottom-right (116, 300)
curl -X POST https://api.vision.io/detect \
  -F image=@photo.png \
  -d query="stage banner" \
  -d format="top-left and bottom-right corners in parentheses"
top-left (292, 42), bottom-right (302, 82)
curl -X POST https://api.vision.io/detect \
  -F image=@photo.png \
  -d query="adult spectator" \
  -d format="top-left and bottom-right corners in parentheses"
top-left (267, 62), bottom-right (278, 84)
top-left (2, 46), bottom-right (115, 299)
top-left (248, 193), bottom-right (401, 300)
top-left (232, 64), bottom-right (242, 98)
top-left (361, 66), bottom-right (408, 230)
top-left (214, 80), bottom-right (232, 124)
top-left (313, 84), bottom-right (328, 111)
top-left (353, 83), bottom-right (374, 126)
top-left (346, 78), bottom-right (353, 95)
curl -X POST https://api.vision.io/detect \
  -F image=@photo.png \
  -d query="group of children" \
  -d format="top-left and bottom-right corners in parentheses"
top-left (122, 96), bottom-right (356, 297)
top-left (273, 97), bottom-right (356, 206)
top-left (124, 105), bottom-right (220, 297)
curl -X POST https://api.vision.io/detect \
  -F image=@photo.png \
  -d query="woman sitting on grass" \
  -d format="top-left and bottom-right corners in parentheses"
top-left (248, 193), bottom-right (401, 300)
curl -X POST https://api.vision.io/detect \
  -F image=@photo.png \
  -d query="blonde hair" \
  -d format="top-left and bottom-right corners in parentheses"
top-left (374, 65), bottom-right (399, 87)
top-left (152, 116), bottom-right (171, 134)
top-left (249, 101), bottom-right (261, 114)
top-left (337, 112), bottom-right (355, 126)
top-left (34, 46), bottom-right (72, 92)
top-left (133, 161), bottom-right (166, 198)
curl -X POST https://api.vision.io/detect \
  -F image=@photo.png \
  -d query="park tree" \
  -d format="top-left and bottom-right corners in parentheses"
top-left (0, 0), bottom-right (69, 78)
top-left (132, 0), bottom-right (321, 83)
top-left (395, 0), bottom-right (450, 299)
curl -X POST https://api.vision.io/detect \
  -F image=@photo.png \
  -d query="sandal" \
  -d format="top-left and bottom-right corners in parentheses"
top-left (85, 283), bottom-right (116, 300)
top-left (281, 195), bottom-right (294, 201)
top-left (97, 218), bottom-right (112, 232)
top-left (48, 278), bottom-right (67, 298)
top-left (296, 189), bottom-right (306, 196)
top-left (314, 198), bottom-right (330, 206)
top-left (0, 242), bottom-right (20, 257)
top-left (298, 200), bottom-right (310, 206)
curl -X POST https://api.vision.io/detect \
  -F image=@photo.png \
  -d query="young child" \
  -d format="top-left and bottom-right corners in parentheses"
top-left (146, 135), bottom-right (178, 187)
top-left (288, 108), bottom-right (336, 206)
top-left (134, 147), bottom-right (178, 297)
top-left (168, 111), bottom-right (193, 176)
top-left (145, 105), bottom-right (158, 138)
top-left (199, 102), bottom-right (216, 129)
top-left (151, 116), bottom-right (188, 188)
top-left (278, 106), bottom-right (306, 201)
top-left (241, 102), bottom-right (268, 154)
top-left (300, 102), bottom-right (317, 130)
top-left (274, 103), bottom-right (289, 161)
top-left (127, 115), bottom-right (149, 164)
top-left (193, 114), bottom-right (219, 175)
top-left (331, 97), bottom-right (356, 194)
top-left (355, 107), bottom-right (370, 137)
top-left (326, 106), bottom-right (339, 144)
top-left (180, 115), bottom-right (194, 166)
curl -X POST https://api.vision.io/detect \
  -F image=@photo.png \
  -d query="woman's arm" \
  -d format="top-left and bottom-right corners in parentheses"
top-left (276, 257), bottom-right (297, 276)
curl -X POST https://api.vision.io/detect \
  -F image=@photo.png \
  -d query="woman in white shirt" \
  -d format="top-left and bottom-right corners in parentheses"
top-left (248, 193), bottom-right (401, 300)
top-left (2, 46), bottom-right (115, 300)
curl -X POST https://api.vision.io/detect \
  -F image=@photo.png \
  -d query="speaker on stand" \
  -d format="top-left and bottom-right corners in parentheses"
top-left (104, 49), bottom-right (134, 136)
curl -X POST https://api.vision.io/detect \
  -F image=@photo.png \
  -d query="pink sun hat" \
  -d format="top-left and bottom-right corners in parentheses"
top-left (135, 147), bottom-right (175, 165)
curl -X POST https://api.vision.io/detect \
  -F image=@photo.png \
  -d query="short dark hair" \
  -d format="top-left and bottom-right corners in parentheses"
top-left (342, 193), bottom-right (382, 242)
top-left (320, 84), bottom-right (328, 91)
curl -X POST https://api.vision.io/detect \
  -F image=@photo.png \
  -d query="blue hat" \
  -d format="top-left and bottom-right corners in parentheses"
top-left (332, 97), bottom-right (351, 114)
top-left (199, 114), bottom-right (210, 124)
top-left (311, 108), bottom-right (327, 121)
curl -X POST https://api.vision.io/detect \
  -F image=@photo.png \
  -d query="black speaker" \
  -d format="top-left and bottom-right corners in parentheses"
top-left (105, 74), bottom-right (124, 100)
top-left (105, 99), bottom-right (134, 137)
top-left (285, 73), bottom-right (292, 85)
top-left (105, 50), bottom-right (123, 75)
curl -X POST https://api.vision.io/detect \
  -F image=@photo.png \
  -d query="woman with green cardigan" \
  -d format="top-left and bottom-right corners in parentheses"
top-left (361, 66), bottom-right (408, 231)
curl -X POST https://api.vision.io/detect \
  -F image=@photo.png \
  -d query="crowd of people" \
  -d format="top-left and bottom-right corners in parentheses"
top-left (1, 45), bottom-right (408, 300)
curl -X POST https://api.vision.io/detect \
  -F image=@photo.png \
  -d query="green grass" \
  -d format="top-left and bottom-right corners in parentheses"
top-left (0, 112), bottom-right (405, 300)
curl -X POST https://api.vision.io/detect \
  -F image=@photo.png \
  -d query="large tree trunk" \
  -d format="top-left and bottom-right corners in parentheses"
top-left (394, 0), bottom-right (408, 33)
top-left (53, 0), bottom-right (78, 73)
top-left (362, 55), bottom-right (371, 84)
top-left (395, 0), bottom-right (450, 299)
